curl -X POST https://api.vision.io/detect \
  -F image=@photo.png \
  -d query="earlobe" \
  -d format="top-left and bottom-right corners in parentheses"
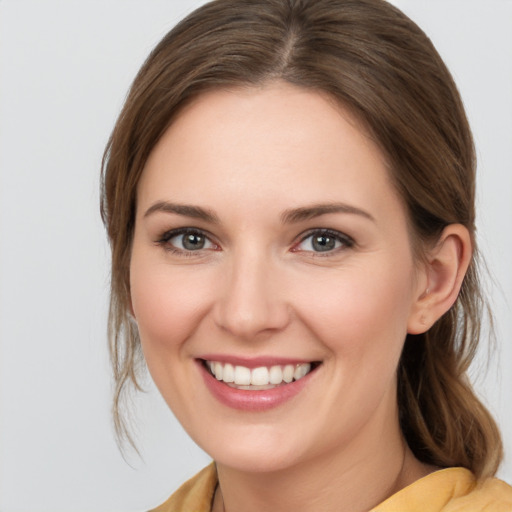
top-left (407, 224), bottom-right (472, 334)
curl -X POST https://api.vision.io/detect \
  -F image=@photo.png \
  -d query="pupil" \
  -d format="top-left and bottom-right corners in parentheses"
top-left (183, 233), bottom-right (204, 250)
top-left (312, 235), bottom-right (335, 252)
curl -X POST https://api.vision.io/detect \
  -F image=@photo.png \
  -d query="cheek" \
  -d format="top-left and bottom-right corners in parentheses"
top-left (292, 259), bottom-right (416, 360)
top-left (290, 261), bottom-right (416, 432)
top-left (129, 258), bottom-right (215, 355)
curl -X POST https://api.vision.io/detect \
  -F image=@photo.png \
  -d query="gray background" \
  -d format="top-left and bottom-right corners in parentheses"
top-left (0, 1), bottom-right (510, 511)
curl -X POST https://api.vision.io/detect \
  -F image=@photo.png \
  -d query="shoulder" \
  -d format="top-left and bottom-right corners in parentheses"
top-left (443, 473), bottom-right (512, 512)
top-left (372, 468), bottom-right (512, 512)
top-left (149, 463), bottom-right (218, 512)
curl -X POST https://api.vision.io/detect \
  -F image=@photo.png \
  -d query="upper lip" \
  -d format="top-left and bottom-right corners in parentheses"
top-left (197, 354), bottom-right (319, 368)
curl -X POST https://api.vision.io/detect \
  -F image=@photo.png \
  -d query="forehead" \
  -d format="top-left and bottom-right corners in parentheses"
top-left (137, 82), bottom-right (403, 226)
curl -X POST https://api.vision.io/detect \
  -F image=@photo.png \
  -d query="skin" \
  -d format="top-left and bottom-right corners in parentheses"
top-left (130, 82), bottom-right (471, 512)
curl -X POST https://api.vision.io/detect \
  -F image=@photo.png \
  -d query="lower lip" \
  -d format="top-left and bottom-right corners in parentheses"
top-left (198, 361), bottom-right (315, 411)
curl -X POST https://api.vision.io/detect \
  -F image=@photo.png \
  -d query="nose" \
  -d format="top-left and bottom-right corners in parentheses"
top-left (213, 249), bottom-right (291, 339)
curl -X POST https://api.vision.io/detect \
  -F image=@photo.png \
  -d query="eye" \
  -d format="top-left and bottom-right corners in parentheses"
top-left (294, 229), bottom-right (354, 254)
top-left (157, 228), bottom-right (217, 253)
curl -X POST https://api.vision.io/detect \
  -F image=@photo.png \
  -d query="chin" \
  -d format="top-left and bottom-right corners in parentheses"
top-left (214, 448), bottom-right (303, 474)
top-left (192, 423), bottom-right (309, 474)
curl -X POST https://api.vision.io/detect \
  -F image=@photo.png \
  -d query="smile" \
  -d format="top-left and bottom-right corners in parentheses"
top-left (198, 358), bottom-right (321, 411)
top-left (205, 360), bottom-right (314, 389)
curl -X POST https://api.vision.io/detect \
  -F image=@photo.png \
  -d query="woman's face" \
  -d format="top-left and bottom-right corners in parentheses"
top-left (130, 83), bottom-right (427, 473)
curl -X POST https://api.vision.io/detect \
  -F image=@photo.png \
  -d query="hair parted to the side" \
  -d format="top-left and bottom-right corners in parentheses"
top-left (101, 0), bottom-right (503, 477)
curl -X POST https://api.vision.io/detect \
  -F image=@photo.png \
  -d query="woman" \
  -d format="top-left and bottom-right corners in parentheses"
top-left (100, 0), bottom-right (512, 510)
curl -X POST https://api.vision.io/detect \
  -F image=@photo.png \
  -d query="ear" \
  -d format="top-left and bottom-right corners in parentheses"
top-left (407, 224), bottom-right (472, 334)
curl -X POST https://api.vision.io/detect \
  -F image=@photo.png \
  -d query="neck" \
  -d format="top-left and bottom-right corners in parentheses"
top-left (213, 407), bottom-right (432, 512)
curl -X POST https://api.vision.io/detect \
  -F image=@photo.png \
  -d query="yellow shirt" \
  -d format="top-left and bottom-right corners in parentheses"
top-left (150, 464), bottom-right (512, 512)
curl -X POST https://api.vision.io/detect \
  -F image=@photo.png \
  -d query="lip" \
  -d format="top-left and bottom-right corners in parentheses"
top-left (196, 357), bottom-right (319, 411)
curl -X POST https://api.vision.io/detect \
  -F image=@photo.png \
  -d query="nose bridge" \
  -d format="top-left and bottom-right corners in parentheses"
top-left (214, 244), bottom-right (289, 338)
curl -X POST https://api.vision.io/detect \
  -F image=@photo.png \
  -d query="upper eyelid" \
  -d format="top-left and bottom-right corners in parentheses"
top-left (288, 229), bottom-right (355, 258)
top-left (158, 226), bottom-right (216, 242)
top-left (297, 228), bottom-right (354, 244)
top-left (155, 227), bottom-right (219, 256)
top-left (155, 226), bottom-right (354, 250)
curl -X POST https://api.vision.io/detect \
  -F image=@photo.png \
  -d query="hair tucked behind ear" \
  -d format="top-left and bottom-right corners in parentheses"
top-left (101, 0), bottom-right (503, 475)
top-left (398, 275), bottom-right (502, 478)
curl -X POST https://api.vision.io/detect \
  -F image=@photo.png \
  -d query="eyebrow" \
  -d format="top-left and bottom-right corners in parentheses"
top-left (280, 203), bottom-right (375, 224)
top-left (143, 201), bottom-right (220, 223)
top-left (143, 200), bottom-right (374, 224)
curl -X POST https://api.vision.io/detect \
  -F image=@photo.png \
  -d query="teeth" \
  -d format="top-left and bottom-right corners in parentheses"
top-left (206, 361), bottom-right (313, 387)
top-left (283, 364), bottom-right (294, 383)
top-left (223, 363), bottom-right (234, 383)
top-left (269, 365), bottom-right (283, 385)
top-left (294, 364), bottom-right (310, 380)
top-left (251, 367), bottom-right (269, 386)
top-left (234, 365), bottom-right (251, 385)
top-left (214, 361), bottom-right (223, 380)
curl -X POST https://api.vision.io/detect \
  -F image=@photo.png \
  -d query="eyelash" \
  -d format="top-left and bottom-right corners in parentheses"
top-left (293, 228), bottom-right (355, 255)
top-left (155, 227), bottom-right (355, 256)
top-left (155, 228), bottom-right (218, 256)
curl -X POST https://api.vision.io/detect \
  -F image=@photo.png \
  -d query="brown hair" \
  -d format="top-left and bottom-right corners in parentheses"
top-left (101, 0), bottom-right (502, 477)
